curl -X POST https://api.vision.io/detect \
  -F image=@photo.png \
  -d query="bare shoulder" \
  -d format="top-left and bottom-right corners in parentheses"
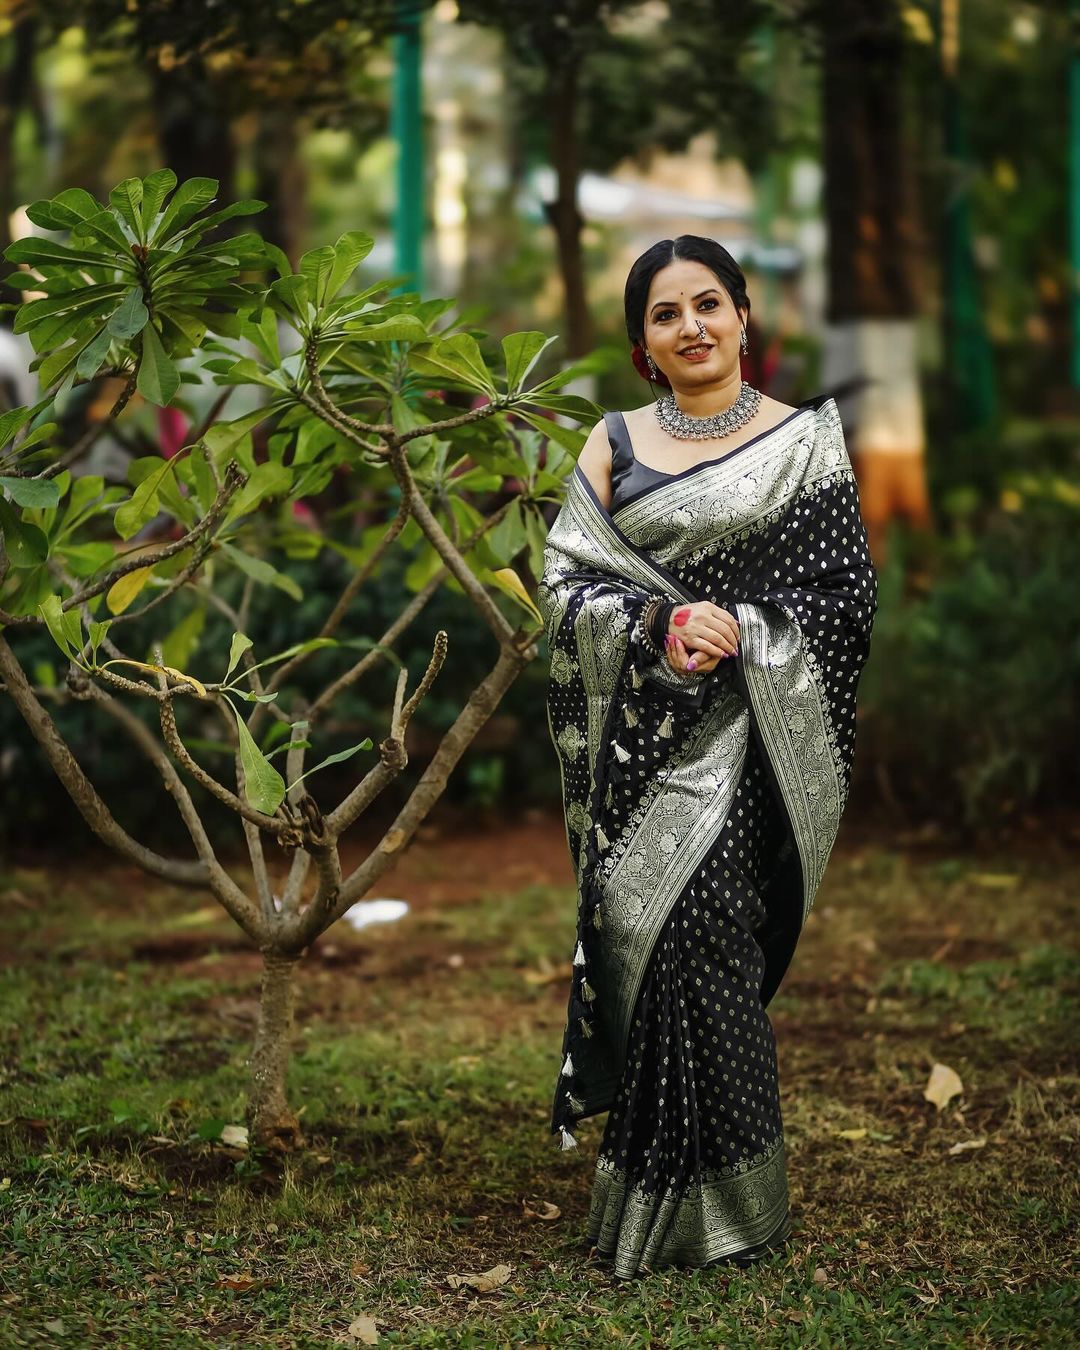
top-left (574, 415), bottom-right (614, 510)
top-left (758, 394), bottom-right (801, 421)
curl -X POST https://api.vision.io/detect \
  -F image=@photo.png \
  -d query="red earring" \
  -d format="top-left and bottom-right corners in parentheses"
top-left (631, 345), bottom-right (671, 388)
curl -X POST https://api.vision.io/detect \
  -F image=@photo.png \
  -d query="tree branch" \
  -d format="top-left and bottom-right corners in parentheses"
top-left (78, 680), bottom-right (261, 936)
top-left (308, 643), bottom-right (533, 940)
top-left (0, 634), bottom-right (209, 887)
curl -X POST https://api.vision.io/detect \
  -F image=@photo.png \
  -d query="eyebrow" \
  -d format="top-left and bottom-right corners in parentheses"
top-left (650, 288), bottom-right (720, 315)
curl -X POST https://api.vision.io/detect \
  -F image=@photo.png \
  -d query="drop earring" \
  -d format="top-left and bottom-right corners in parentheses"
top-left (740, 327), bottom-right (749, 354)
top-left (646, 352), bottom-right (658, 380)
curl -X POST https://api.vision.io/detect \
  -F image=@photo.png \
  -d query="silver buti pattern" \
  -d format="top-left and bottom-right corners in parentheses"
top-left (654, 381), bottom-right (763, 441)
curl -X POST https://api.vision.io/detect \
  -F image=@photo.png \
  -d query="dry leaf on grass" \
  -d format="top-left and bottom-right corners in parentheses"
top-left (947, 1137), bottom-right (987, 1156)
top-left (522, 1198), bottom-right (562, 1221)
top-left (350, 1260), bottom-right (371, 1278)
top-left (836, 1128), bottom-right (868, 1141)
top-left (215, 1273), bottom-right (261, 1292)
top-left (445, 1263), bottom-right (512, 1292)
top-left (345, 1313), bottom-right (379, 1344)
top-left (219, 1124), bottom-right (249, 1149)
top-left (923, 1062), bottom-right (963, 1110)
top-left (812, 1267), bottom-right (828, 1285)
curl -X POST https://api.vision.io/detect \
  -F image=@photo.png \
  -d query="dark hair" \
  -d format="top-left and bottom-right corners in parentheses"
top-left (623, 235), bottom-right (750, 350)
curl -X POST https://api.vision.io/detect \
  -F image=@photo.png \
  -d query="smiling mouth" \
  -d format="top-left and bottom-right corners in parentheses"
top-left (677, 344), bottom-right (713, 356)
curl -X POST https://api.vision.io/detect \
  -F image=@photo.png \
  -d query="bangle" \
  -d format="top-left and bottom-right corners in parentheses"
top-left (648, 600), bottom-right (674, 648)
top-left (632, 594), bottom-right (670, 660)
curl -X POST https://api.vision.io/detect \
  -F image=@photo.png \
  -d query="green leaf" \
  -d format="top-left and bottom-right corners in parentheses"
top-left (75, 328), bottom-right (113, 380)
top-left (224, 461), bottom-right (293, 522)
top-left (233, 710), bottom-right (286, 815)
top-left (513, 411), bottom-right (586, 456)
top-left (347, 314), bottom-right (429, 343)
top-left (38, 594), bottom-right (78, 660)
top-left (107, 287), bottom-right (150, 340)
top-left (202, 408), bottom-right (270, 462)
top-left (0, 476), bottom-right (61, 508)
top-left (113, 457), bottom-right (178, 540)
top-left (0, 406), bottom-right (35, 450)
top-left (299, 244), bottom-right (335, 307)
top-left (289, 738), bottom-right (374, 789)
top-left (136, 323), bottom-right (180, 406)
top-left (502, 331), bottom-right (556, 391)
top-left (408, 334), bottom-right (496, 393)
top-left (325, 230), bottom-right (374, 302)
top-left (0, 499), bottom-right (49, 567)
top-left (88, 619), bottom-right (112, 661)
top-left (4, 236), bottom-right (118, 270)
top-left (266, 739), bottom-right (312, 761)
top-left (225, 632), bottom-right (253, 679)
top-left (151, 176), bottom-right (219, 245)
top-left (220, 543), bottom-right (303, 601)
top-left (109, 177), bottom-right (144, 240)
top-left (140, 169), bottom-right (177, 233)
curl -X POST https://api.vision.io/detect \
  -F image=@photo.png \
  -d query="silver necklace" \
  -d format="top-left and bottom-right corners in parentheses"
top-left (654, 381), bottom-right (763, 440)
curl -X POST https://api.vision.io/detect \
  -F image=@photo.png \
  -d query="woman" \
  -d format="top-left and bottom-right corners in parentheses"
top-left (538, 236), bottom-right (877, 1279)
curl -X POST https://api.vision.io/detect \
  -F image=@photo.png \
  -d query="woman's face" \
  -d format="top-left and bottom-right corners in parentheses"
top-left (642, 258), bottom-right (747, 389)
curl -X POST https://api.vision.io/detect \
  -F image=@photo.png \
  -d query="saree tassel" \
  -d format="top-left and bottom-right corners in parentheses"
top-left (614, 743), bottom-right (631, 764)
top-left (604, 782), bottom-right (614, 808)
top-left (592, 904), bottom-right (603, 931)
top-left (658, 712), bottom-right (674, 738)
top-left (595, 825), bottom-right (609, 851)
top-left (572, 940), bottom-right (586, 967)
top-left (581, 978), bottom-right (596, 1003)
top-left (579, 1017), bottom-right (594, 1038)
top-left (630, 664), bottom-right (644, 690)
top-left (558, 1126), bottom-right (578, 1151)
top-left (624, 703), bottom-right (639, 728)
top-left (561, 1052), bottom-right (574, 1077)
top-left (567, 1092), bottom-right (585, 1114)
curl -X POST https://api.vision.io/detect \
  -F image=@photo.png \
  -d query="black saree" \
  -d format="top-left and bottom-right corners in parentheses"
top-left (537, 396), bottom-right (877, 1278)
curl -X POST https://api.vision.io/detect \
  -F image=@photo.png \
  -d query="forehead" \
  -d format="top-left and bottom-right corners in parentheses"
top-left (645, 258), bottom-right (727, 306)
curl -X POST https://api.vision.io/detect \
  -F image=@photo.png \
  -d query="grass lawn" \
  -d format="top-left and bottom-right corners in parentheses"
top-left (1, 817), bottom-right (1077, 1347)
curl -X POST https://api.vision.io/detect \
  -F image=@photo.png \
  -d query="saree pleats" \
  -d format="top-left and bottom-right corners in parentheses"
top-left (538, 397), bottom-right (877, 1276)
top-left (587, 738), bottom-right (792, 1277)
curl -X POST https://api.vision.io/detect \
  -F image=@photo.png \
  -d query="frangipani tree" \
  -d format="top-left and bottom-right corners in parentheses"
top-left (0, 171), bottom-right (596, 1148)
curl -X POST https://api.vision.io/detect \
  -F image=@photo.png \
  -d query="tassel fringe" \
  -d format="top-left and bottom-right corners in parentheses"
top-left (614, 743), bottom-right (630, 764)
top-left (561, 1052), bottom-right (574, 1077)
top-left (581, 978), bottom-right (596, 1002)
top-left (579, 1017), bottom-right (594, 1038)
top-left (572, 940), bottom-right (586, 967)
top-left (630, 664), bottom-right (644, 690)
top-left (658, 712), bottom-right (674, 738)
top-left (567, 1092), bottom-right (584, 1114)
top-left (624, 704), bottom-right (639, 728)
top-left (558, 1126), bottom-right (578, 1151)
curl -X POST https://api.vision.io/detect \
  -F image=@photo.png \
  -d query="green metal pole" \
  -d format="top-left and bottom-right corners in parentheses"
top-left (1070, 0), bottom-right (1080, 388)
top-left (392, 0), bottom-right (424, 294)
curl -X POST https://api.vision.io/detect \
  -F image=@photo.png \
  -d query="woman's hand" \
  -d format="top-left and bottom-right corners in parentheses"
top-left (666, 601), bottom-right (740, 660)
top-left (664, 634), bottom-right (723, 675)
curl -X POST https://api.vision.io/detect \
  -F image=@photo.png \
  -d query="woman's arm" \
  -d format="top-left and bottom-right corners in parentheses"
top-left (574, 418), bottom-right (613, 512)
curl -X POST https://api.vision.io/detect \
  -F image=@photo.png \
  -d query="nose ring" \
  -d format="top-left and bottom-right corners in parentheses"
top-left (696, 320), bottom-right (707, 341)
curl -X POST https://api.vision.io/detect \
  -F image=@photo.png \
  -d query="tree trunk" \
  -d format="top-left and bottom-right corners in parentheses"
top-left (820, 0), bottom-right (930, 561)
top-left (248, 951), bottom-right (304, 1151)
top-left (544, 58), bottom-right (593, 359)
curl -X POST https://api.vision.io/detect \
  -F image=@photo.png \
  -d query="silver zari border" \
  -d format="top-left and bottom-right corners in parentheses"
top-left (598, 689), bottom-right (750, 1051)
top-left (587, 1135), bottom-right (789, 1278)
top-left (736, 602), bottom-right (842, 921)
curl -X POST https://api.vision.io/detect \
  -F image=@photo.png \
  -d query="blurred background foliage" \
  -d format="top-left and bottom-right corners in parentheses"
top-left (0, 0), bottom-right (1076, 845)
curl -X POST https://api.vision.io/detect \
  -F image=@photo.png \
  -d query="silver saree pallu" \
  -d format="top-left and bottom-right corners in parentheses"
top-left (538, 396), bottom-right (877, 1274)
